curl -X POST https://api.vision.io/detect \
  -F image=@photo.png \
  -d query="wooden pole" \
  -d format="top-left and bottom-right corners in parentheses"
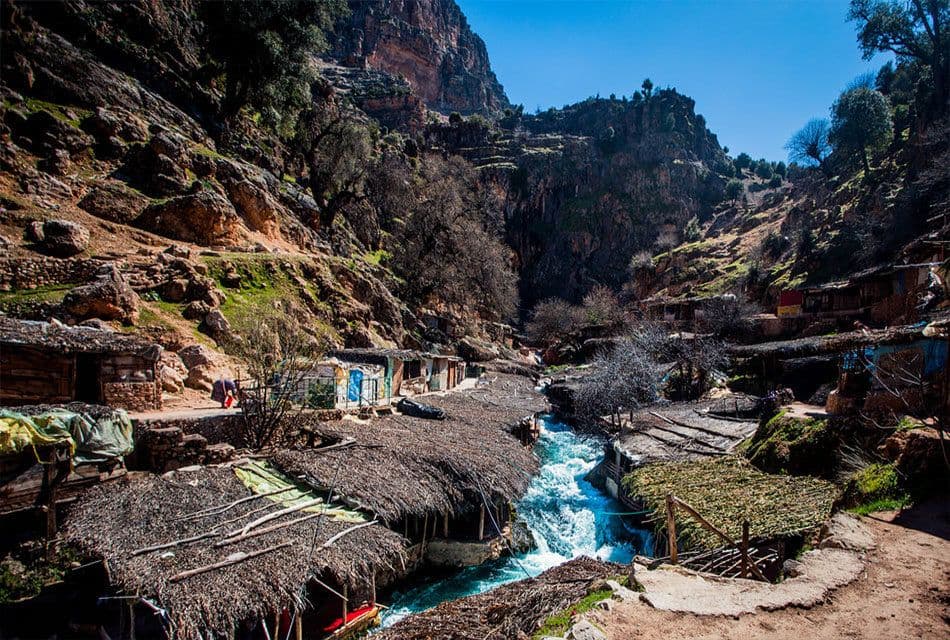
top-left (370, 572), bottom-right (376, 607)
top-left (342, 584), bottom-right (347, 621)
top-left (443, 512), bottom-right (449, 538)
top-left (665, 493), bottom-right (678, 564)
top-left (294, 614), bottom-right (302, 640)
top-left (478, 505), bottom-right (485, 541)
top-left (741, 520), bottom-right (750, 579)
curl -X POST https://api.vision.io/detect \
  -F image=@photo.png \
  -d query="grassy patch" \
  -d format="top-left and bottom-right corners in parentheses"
top-left (532, 588), bottom-right (614, 639)
top-left (744, 412), bottom-right (836, 476)
top-left (21, 98), bottom-right (91, 128)
top-left (361, 249), bottom-right (392, 267)
top-left (844, 463), bottom-right (909, 515)
top-left (0, 284), bottom-right (73, 305)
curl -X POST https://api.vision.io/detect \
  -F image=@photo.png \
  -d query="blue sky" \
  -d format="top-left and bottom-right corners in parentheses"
top-left (456, 0), bottom-right (890, 162)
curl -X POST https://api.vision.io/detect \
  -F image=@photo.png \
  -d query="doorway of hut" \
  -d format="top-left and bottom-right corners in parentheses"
top-left (75, 354), bottom-right (100, 403)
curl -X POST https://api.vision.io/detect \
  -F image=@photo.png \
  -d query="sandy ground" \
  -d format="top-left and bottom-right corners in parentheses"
top-left (588, 499), bottom-right (950, 640)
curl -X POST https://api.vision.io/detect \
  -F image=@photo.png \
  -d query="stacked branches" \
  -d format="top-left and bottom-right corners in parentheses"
top-left (63, 467), bottom-right (405, 639)
top-left (374, 556), bottom-right (621, 640)
top-left (624, 457), bottom-right (838, 551)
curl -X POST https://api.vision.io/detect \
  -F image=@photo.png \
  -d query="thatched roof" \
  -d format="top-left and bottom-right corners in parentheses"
top-left (613, 403), bottom-right (758, 467)
top-left (273, 375), bottom-right (544, 523)
top-left (623, 457), bottom-right (838, 551)
top-left (375, 556), bottom-right (623, 640)
top-left (0, 317), bottom-right (161, 359)
top-left (63, 465), bottom-right (406, 639)
top-left (729, 324), bottom-right (927, 361)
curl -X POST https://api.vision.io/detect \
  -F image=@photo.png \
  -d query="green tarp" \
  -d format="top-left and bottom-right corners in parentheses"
top-left (0, 408), bottom-right (134, 463)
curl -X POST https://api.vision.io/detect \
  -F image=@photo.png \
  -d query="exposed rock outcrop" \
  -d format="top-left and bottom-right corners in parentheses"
top-left (136, 190), bottom-right (241, 246)
top-left (28, 219), bottom-right (90, 257)
top-left (332, 0), bottom-right (509, 115)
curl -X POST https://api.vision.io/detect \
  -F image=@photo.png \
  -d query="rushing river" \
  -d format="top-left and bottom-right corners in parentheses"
top-left (380, 415), bottom-right (653, 628)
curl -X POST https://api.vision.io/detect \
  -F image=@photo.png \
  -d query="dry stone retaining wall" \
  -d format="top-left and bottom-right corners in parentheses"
top-left (0, 257), bottom-right (106, 291)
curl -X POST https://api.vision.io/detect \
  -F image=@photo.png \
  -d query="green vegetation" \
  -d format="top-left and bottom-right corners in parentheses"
top-left (0, 546), bottom-right (80, 605)
top-left (532, 579), bottom-right (629, 639)
top-left (744, 411), bottom-right (837, 476)
top-left (0, 284), bottom-right (73, 306)
top-left (844, 463), bottom-right (910, 515)
top-left (20, 98), bottom-right (91, 128)
top-left (830, 87), bottom-right (893, 172)
top-left (361, 249), bottom-right (392, 266)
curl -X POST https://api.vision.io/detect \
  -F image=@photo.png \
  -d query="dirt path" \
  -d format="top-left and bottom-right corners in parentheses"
top-left (589, 499), bottom-right (949, 639)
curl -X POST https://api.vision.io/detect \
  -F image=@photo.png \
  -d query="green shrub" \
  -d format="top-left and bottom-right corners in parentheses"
top-left (844, 463), bottom-right (908, 514)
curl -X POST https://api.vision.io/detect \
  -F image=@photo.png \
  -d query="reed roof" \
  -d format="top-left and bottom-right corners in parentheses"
top-left (623, 457), bottom-right (838, 551)
top-left (0, 317), bottom-right (160, 359)
top-left (273, 375), bottom-right (545, 523)
top-left (63, 465), bottom-right (405, 639)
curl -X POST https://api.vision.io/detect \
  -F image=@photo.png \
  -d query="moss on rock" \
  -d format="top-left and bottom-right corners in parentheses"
top-left (744, 411), bottom-right (837, 477)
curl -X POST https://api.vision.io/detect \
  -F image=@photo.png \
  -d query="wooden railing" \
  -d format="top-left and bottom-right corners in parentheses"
top-left (664, 493), bottom-right (767, 581)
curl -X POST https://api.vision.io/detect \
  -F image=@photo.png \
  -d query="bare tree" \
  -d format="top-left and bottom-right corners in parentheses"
top-left (526, 297), bottom-right (583, 345)
top-left (228, 304), bottom-right (326, 449)
top-left (785, 118), bottom-right (833, 171)
top-left (575, 325), bottom-right (668, 423)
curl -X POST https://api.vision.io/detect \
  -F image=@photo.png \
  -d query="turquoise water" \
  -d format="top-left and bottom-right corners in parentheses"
top-left (379, 415), bottom-right (652, 628)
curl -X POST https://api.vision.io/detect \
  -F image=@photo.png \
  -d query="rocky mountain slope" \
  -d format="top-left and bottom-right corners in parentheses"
top-left (331, 0), bottom-right (509, 116)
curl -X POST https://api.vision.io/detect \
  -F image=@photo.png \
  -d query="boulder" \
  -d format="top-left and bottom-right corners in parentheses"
top-left (182, 300), bottom-right (211, 320)
top-left (61, 264), bottom-right (139, 324)
top-left (41, 148), bottom-right (71, 175)
top-left (458, 336), bottom-right (500, 362)
top-left (32, 219), bottom-right (89, 257)
top-left (78, 180), bottom-right (150, 224)
top-left (566, 620), bottom-right (607, 640)
top-left (136, 190), bottom-right (240, 246)
top-left (878, 427), bottom-right (945, 490)
top-left (160, 364), bottom-right (185, 393)
top-left (185, 365), bottom-right (215, 392)
top-left (222, 178), bottom-right (282, 238)
top-left (160, 278), bottom-right (190, 303)
top-left (24, 220), bottom-right (45, 243)
top-left (177, 344), bottom-right (216, 369)
top-left (200, 309), bottom-right (232, 343)
top-left (11, 109), bottom-right (93, 155)
top-left (120, 131), bottom-right (191, 196)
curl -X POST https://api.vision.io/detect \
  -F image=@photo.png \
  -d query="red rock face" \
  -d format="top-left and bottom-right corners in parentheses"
top-left (334, 0), bottom-right (510, 115)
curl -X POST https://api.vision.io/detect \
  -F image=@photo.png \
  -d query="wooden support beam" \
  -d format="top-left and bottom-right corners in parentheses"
top-left (665, 493), bottom-right (678, 564)
top-left (294, 614), bottom-right (302, 640)
top-left (741, 520), bottom-right (750, 579)
top-left (478, 505), bottom-right (485, 541)
top-left (443, 512), bottom-right (449, 538)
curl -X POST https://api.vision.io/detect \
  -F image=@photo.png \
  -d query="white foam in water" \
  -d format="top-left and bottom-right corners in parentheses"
top-left (379, 415), bottom-right (653, 628)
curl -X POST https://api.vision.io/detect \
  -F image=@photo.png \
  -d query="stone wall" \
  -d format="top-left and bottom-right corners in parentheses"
top-left (101, 381), bottom-right (162, 412)
top-left (134, 424), bottom-right (236, 472)
top-left (0, 257), bottom-right (105, 291)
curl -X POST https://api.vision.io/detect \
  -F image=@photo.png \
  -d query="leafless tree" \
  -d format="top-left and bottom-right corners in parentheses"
top-left (699, 294), bottom-right (762, 339)
top-left (581, 285), bottom-right (625, 327)
top-left (785, 118), bottom-right (832, 173)
top-left (526, 297), bottom-right (584, 345)
top-left (574, 324), bottom-right (668, 423)
top-left (228, 304), bottom-right (326, 449)
top-left (857, 344), bottom-right (948, 470)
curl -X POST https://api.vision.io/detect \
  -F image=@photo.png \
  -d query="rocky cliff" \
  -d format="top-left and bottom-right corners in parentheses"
top-left (332, 0), bottom-right (510, 116)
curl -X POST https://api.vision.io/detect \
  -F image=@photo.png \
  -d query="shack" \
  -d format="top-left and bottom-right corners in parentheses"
top-left (328, 349), bottom-right (430, 397)
top-left (623, 457), bottom-right (837, 577)
top-left (34, 463), bottom-right (406, 640)
top-left (291, 358), bottom-right (389, 409)
top-left (778, 262), bottom-right (942, 325)
top-left (0, 317), bottom-right (163, 411)
top-left (274, 376), bottom-right (542, 569)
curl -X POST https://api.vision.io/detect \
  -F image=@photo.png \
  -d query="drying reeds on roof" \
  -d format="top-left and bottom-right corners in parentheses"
top-left (624, 457), bottom-right (838, 551)
top-left (375, 556), bottom-right (622, 640)
top-left (273, 375), bottom-right (543, 523)
top-left (273, 403), bottom-right (539, 523)
top-left (62, 465), bottom-right (405, 639)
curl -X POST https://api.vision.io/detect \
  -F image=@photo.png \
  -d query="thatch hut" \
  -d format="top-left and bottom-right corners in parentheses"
top-left (623, 457), bottom-right (838, 561)
top-left (60, 464), bottom-right (406, 640)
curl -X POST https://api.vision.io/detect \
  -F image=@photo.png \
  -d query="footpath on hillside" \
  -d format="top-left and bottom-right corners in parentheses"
top-left (586, 499), bottom-right (949, 640)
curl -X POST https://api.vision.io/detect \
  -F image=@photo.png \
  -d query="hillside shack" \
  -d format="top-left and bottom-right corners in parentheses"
top-left (0, 317), bottom-right (162, 411)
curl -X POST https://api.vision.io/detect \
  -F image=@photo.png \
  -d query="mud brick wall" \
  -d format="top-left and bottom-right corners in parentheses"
top-left (102, 381), bottom-right (162, 412)
top-left (0, 257), bottom-right (106, 291)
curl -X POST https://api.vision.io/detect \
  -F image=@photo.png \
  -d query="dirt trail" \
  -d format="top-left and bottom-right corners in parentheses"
top-left (589, 500), bottom-right (949, 639)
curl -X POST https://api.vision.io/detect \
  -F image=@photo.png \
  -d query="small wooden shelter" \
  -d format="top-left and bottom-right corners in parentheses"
top-left (0, 317), bottom-right (162, 411)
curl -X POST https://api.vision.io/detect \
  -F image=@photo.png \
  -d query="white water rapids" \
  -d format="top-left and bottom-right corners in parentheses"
top-left (380, 415), bottom-right (652, 628)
